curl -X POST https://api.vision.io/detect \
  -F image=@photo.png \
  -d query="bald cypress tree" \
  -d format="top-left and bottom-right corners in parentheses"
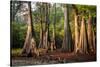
top-left (62, 4), bottom-right (73, 52)
top-left (50, 3), bottom-right (57, 51)
top-left (87, 15), bottom-right (94, 53)
top-left (72, 5), bottom-right (79, 53)
top-left (38, 3), bottom-right (43, 48)
top-left (43, 3), bottom-right (49, 49)
top-left (22, 2), bottom-right (36, 56)
top-left (87, 14), bottom-right (96, 54)
top-left (78, 16), bottom-right (88, 53)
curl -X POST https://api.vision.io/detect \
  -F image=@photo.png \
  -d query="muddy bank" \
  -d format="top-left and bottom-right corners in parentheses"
top-left (11, 52), bottom-right (96, 66)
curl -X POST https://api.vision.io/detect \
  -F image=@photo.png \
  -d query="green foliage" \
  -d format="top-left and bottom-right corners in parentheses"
top-left (76, 5), bottom-right (96, 19)
top-left (11, 22), bottom-right (27, 48)
top-left (11, 48), bottom-right (22, 57)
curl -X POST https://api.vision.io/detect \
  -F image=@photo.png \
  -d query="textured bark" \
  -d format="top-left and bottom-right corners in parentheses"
top-left (87, 15), bottom-right (94, 52)
top-left (44, 3), bottom-right (48, 49)
top-left (72, 5), bottom-right (79, 53)
top-left (38, 5), bottom-right (43, 48)
top-left (78, 17), bottom-right (88, 54)
top-left (39, 21), bottom-right (43, 48)
top-left (50, 4), bottom-right (56, 51)
top-left (39, 3), bottom-right (49, 50)
top-left (62, 5), bottom-right (73, 52)
top-left (74, 15), bottom-right (79, 53)
top-left (93, 30), bottom-right (96, 53)
top-left (22, 2), bottom-right (36, 56)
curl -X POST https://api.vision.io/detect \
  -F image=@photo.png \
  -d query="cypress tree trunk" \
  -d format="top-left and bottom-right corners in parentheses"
top-left (50, 3), bottom-right (56, 51)
top-left (39, 18), bottom-right (43, 48)
top-left (72, 5), bottom-right (79, 53)
top-left (39, 4), bottom-right (43, 48)
top-left (22, 2), bottom-right (36, 56)
top-left (87, 15), bottom-right (94, 53)
top-left (62, 5), bottom-right (73, 52)
top-left (93, 29), bottom-right (96, 54)
top-left (78, 16), bottom-right (88, 54)
top-left (53, 3), bottom-right (56, 50)
top-left (42, 3), bottom-right (49, 49)
top-left (74, 15), bottom-right (79, 53)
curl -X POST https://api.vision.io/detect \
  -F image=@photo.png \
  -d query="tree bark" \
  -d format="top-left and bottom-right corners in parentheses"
top-left (41, 3), bottom-right (49, 49)
top-left (74, 15), bottom-right (79, 53)
top-left (78, 16), bottom-right (88, 54)
top-left (87, 15), bottom-right (94, 53)
top-left (62, 5), bottom-right (73, 52)
top-left (93, 29), bottom-right (96, 53)
top-left (21, 2), bottom-right (36, 56)
top-left (39, 4), bottom-right (43, 48)
top-left (87, 15), bottom-right (96, 54)
top-left (72, 5), bottom-right (79, 53)
top-left (50, 3), bottom-right (56, 51)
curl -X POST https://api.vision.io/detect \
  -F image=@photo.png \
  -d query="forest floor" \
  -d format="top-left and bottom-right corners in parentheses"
top-left (11, 49), bottom-right (96, 66)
